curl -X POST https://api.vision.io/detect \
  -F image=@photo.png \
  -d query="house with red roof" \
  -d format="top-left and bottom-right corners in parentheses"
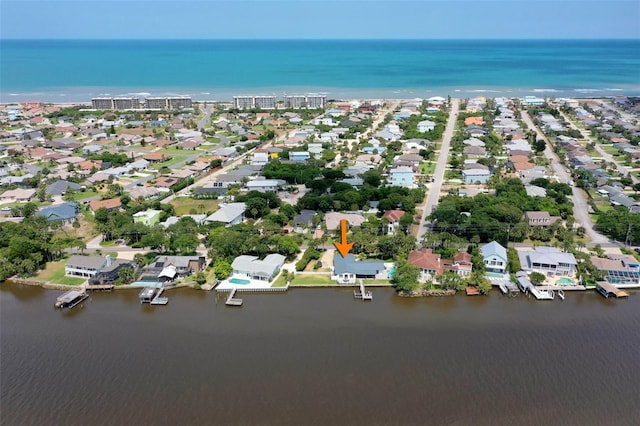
top-left (382, 209), bottom-right (405, 234)
top-left (408, 249), bottom-right (473, 282)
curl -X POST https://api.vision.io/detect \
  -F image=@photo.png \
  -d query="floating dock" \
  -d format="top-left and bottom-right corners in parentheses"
top-left (596, 282), bottom-right (629, 299)
top-left (55, 290), bottom-right (89, 309)
top-left (353, 279), bottom-right (373, 301)
top-left (225, 288), bottom-right (243, 306)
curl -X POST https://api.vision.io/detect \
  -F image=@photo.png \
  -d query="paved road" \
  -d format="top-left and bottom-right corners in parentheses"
top-left (416, 99), bottom-right (459, 244)
top-left (557, 109), bottom-right (638, 184)
top-left (520, 109), bottom-right (610, 245)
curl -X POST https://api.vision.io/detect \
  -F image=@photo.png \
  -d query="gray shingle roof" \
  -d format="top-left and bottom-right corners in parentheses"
top-left (333, 254), bottom-right (384, 276)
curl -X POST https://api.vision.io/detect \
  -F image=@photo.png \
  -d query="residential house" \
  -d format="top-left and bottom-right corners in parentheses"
top-left (35, 202), bottom-right (79, 224)
top-left (463, 145), bottom-right (487, 158)
top-left (88, 197), bottom-right (122, 213)
top-left (382, 209), bottom-right (405, 234)
top-left (417, 120), bottom-right (436, 133)
top-left (289, 151), bottom-right (310, 162)
top-left (462, 165), bottom-right (491, 184)
top-left (245, 179), bottom-right (283, 193)
top-left (407, 248), bottom-right (444, 282)
top-left (481, 241), bottom-right (508, 276)
top-left (45, 180), bottom-right (82, 197)
top-left (133, 209), bottom-right (163, 227)
top-left (231, 254), bottom-right (286, 282)
top-left (204, 202), bottom-right (246, 226)
top-left (518, 246), bottom-right (577, 277)
top-left (524, 211), bottom-right (560, 227)
top-left (325, 212), bottom-right (365, 230)
top-left (331, 253), bottom-right (385, 284)
top-left (294, 209), bottom-right (316, 233)
top-left (0, 188), bottom-right (37, 202)
top-left (389, 166), bottom-right (415, 188)
top-left (65, 255), bottom-right (110, 278)
top-left (251, 151), bottom-right (269, 167)
top-left (591, 255), bottom-right (640, 288)
top-left (148, 255), bottom-right (206, 277)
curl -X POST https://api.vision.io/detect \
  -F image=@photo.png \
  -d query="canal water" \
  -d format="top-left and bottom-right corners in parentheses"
top-left (2, 284), bottom-right (639, 426)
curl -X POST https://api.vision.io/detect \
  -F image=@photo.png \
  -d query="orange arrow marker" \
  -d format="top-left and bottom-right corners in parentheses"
top-left (334, 219), bottom-right (354, 258)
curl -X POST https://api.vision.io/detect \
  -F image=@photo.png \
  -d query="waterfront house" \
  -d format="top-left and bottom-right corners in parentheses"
top-left (149, 255), bottom-right (206, 277)
top-left (407, 249), bottom-right (473, 282)
top-left (133, 209), bottom-right (163, 227)
top-left (590, 255), bottom-right (640, 288)
top-left (481, 241), bottom-right (508, 276)
top-left (88, 259), bottom-right (138, 286)
top-left (203, 202), bottom-right (246, 226)
top-left (231, 254), bottom-right (285, 282)
top-left (65, 255), bottom-right (110, 278)
top-left (331, 253), bottom-right (385, 284)
top-left (518, 247), bottom-right (577, 277)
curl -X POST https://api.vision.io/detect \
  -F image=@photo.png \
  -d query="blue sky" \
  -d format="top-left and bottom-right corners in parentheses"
top-left (1, 0), bottom-right (638, 39)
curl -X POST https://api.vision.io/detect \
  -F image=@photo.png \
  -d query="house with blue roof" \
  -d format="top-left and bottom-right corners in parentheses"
top-left (36, 202), bottom-right (79, 224)
top-left (332, 253), bottom-right (386, 284)
top-left (481, 241), bottom-right (508, 277)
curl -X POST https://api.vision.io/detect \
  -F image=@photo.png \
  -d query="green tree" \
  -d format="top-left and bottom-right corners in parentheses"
top-left (391, 259), bottom-right (420, 292)
top-left (529, 272), bottom-right (546, 285)
top-left (213, 259), bottom-right (233, 280)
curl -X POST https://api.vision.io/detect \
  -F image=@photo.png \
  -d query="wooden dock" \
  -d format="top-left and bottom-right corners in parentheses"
top-left (596, 282), bottom-right (629, 299)
top-left (225, 288), bottom-right (243, 306)
top-left (86, 284), bottom-right (114, 291)
top-left (495, 280), bottom-right (519, 297)
top-left (353, 279), bottom-right (373, 301)
top-left (465, 287), bottom-right (480, 296)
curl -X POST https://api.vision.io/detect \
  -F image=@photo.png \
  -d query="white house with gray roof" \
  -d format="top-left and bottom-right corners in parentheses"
top-left (518, 247), bottom-right (576, 277)
top-left (65, 255), bottom-right (110, 277)
top-left (204, 202), bottom-right (246, 226)
top-left (231, 254), bottom-right (286, 282)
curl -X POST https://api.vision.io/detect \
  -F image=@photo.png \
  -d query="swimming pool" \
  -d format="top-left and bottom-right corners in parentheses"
top-left (229, 278), bottom-right (251, 285)
top-left (558, 278), bottom-right (574, 286)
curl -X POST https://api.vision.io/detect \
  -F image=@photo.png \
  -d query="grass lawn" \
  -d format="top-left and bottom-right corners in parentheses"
top-left (170, 197), bottom-right (220, 215)
top-left (151, 155), bottom-right (186, 169)
top-left (272, 274), bottom-right (289, 287)
top-left (71, 190), bottom-right (99, 201)
top-left (35, 260), bottom-right (86, 286)
top-left (601, 146), bottom-right (620, 155)
top-left (160, 148), bottom-right (204, 155)
top-left (291, 274), bottom-right (334, 286)
top-left (420, 161), bottom-right (436, 175)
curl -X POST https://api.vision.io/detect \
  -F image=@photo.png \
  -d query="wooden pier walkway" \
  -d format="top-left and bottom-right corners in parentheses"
top-left (353, 279), bottom-right (373, 301)
top-left (225, 288), bottom-right (243, 306)
top-left (86, 284), bottom-right (114, 291)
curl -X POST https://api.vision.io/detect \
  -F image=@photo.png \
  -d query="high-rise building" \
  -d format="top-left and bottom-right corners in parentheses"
top-left (167, 96), bottom-right (193, 110)
top-left (145, 97), bottom-right (169, 109)
top-left (284, 94), bottom-right (327, 109)
top-left (91, 98), bottom-right (115, 110)
top-left (233, 95), bottom-right (277, 110)
top-left (112, 97), bottom-right (140, 110)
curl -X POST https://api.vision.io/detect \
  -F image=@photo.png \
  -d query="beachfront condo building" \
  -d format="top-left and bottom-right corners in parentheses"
top-left (91, 97), bottom-right (115, 110)
top-left (145, 96), bottom-right (193, 110)
top-left (112, 97), bottom-right (141, 110)
top-left (284, 94), bottom-right (327, 109)
top-left (233, 95), bottom-right (277, 110)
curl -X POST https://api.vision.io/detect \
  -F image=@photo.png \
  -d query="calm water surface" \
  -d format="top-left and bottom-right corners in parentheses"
top-left (1, 284), bottom-right (639, 426)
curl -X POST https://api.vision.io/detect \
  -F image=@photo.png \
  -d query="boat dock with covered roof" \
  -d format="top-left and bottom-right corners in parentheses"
top-left (596, 281), bottom-right (629, 299)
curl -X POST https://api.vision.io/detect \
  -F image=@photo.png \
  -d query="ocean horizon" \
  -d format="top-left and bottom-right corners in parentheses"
top-left (1, 38), bottom-right (639, 102)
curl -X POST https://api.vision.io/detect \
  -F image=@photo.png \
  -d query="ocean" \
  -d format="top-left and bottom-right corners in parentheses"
top-left (2, 284), bottom-right (639, 426)
top-left (1, 39), bottom-right (639, 102)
